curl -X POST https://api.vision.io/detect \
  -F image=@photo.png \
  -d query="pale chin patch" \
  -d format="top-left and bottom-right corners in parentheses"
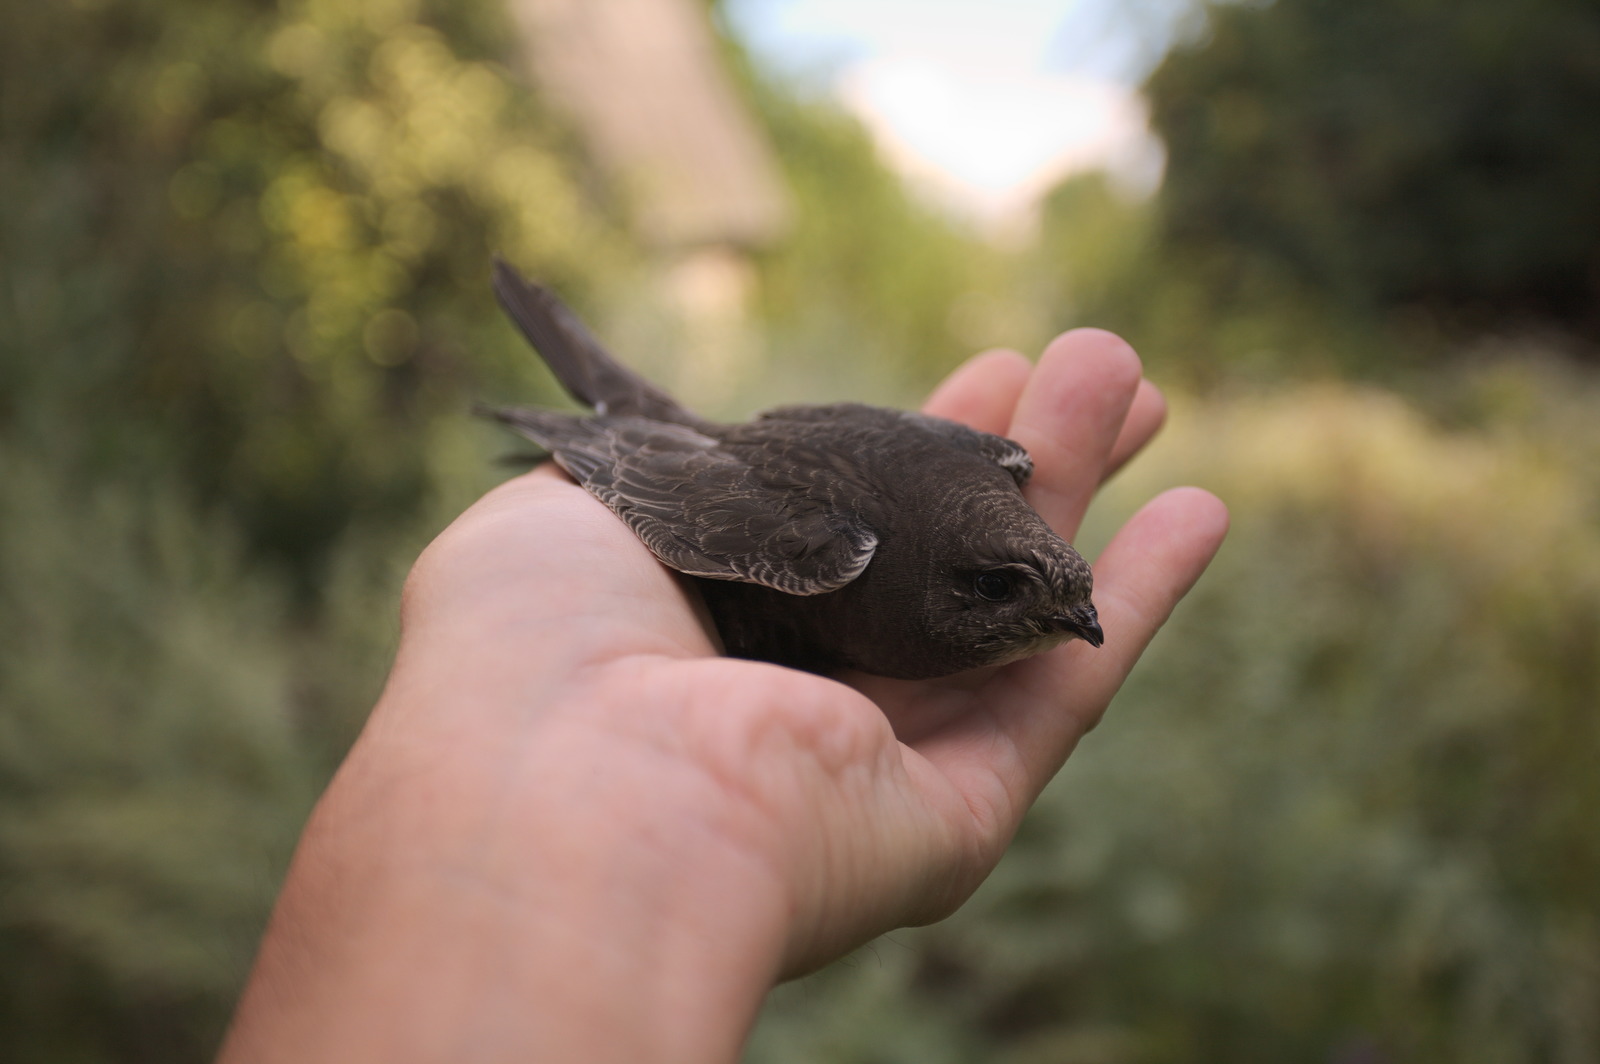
top-left (984, 629), bottom-right (1076, 669)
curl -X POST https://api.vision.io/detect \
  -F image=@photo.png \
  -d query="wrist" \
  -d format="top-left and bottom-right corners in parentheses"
top-left (222, 693), bottom-right (791, 1064)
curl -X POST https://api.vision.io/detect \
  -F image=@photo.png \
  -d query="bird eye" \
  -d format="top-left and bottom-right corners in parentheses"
top-left (974, 570), bottom-right (1015, 601)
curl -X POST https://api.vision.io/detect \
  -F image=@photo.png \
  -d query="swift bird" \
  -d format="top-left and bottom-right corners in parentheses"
top-left (482, 259), bottom-right (1102, 680)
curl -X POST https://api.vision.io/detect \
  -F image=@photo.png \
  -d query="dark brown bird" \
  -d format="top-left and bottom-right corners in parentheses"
top-left (483, 259), bottom-right (1102, 680)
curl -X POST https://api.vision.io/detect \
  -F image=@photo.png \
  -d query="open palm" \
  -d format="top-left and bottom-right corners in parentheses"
top-left (396, 327), bottom-right (1227, 976)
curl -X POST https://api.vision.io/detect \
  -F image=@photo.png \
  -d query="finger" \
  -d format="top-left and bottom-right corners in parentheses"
top-left (1063, 485), bottom-right (1229, 712)
top-left (916, 487), bottom-right (1229, 813)
top-left (1005, 486), bottom-right (1228, 778)
top-left (1007, 329), bottom-right (1143, 538)
top-left (1102, 379), bottom-right (1167, 483)
top-left (921, 348), bottom-right (1033, 435)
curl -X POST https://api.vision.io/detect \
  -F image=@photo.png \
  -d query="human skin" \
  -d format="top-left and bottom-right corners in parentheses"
top-left (216, 329), bottom-right (1229, 1064)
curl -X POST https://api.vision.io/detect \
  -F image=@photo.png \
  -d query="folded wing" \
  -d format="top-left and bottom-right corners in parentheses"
top-left (489, 408), bottom-right (879, 595)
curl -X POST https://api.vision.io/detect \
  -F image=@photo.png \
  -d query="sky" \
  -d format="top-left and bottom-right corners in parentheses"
top-left (723, 0), bottom-right (1190, 224)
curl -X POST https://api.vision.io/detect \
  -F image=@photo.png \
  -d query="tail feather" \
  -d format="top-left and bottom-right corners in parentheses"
top-left (478, 405), bottom-right (611, 483)
top-left (491, 258), bottom-right (701, 426)
top-left (476, 404), bottom-right (584, 452)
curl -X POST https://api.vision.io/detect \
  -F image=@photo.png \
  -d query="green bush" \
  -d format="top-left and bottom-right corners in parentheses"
top-left (0, 446), bottom-right (320, 1062)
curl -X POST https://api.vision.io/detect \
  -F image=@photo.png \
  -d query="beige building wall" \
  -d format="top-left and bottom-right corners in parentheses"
top-left (507, 0), bottom-right (793, 399)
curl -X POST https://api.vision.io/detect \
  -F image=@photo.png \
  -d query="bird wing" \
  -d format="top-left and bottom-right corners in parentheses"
top-left (892, 412), bottom-right (1034, 487)
top-left (939, 421), bottom-right (1034, 486)
top-left (489, 408), bottom-right (879, 595)
top-left (755, 404), bottom-right (1033, 487)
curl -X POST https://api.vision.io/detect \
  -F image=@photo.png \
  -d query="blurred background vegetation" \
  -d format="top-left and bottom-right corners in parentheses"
top-left (1, 0), bottom-right (1596, 1060)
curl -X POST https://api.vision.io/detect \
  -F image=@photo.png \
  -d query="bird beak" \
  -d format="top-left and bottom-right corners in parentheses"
top-left (1052, 605), bottom-right (1104, 648)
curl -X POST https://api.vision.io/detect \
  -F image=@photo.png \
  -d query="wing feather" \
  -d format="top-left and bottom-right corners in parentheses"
top-left (757, 403), bottom-right (1032, 486)
top-left (488, 407), bottom-right (877, 594)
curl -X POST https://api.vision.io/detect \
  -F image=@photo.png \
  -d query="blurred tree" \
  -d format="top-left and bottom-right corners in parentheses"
top-left (1031, 170), bottom-right (1375, 383)
top-left (0, 0), bottom-right (633, 589)
top-left (1145, 0), bottom-right (1600, 352)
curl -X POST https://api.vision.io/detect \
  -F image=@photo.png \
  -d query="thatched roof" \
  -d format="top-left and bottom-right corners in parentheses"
top-left (508, 0), bottom-right (791, 251)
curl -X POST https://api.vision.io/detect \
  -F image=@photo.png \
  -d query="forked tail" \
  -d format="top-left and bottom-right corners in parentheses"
top-left (490, 258), bottom-right (703, 427)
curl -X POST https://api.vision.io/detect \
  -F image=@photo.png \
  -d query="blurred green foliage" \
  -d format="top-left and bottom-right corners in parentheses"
top-left (1032, 171), bottom-right (1380, 382)
top-left (1033, 0), bottom-right (1600, 379)
top-left (1145, 0), bottom-right (1600, 360)
top-left (0, 0), bottom-right (630, 586)
top-left (0, 443), bottom-right (315, 1059)
top-left (3, 0), bottom-right (1599, 1061)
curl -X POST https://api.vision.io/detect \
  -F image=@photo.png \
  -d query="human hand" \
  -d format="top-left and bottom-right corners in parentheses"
top-left (219, 330), bottom-right (1227, 1064)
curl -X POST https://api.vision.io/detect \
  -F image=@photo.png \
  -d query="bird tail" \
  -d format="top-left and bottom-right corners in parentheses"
top-left (490, 258), bottom-right (703, 427)
top-left (472, 404), bottom-right (613, 485)
top-left (471, 403), bottom-right (575, 451)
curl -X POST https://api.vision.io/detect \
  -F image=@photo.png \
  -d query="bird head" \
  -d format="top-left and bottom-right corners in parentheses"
top-left (937, 537), bottom-right (1101, 666)
top-left (890, 484), bottom-right (1103, 674)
